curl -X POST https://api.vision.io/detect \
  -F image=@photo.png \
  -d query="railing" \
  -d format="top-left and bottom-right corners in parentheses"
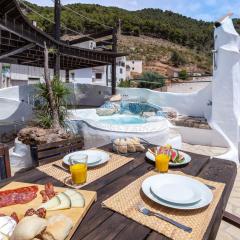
top-left (125, 75), bottom-right (212, 89)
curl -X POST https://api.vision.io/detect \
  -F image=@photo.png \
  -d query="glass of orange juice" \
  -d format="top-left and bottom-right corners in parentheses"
top-left (155, 153), bottom-right (170, 173)
top-left (69, 154), bottom-right (88, 185)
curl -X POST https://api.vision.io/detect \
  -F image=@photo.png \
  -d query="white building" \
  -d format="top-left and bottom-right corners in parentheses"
top-left (69, 56), bottom-right (127, 86)
top-left (0, 63), bottom-right (66, 88)
top-left (0, 36), bottom-right (138, 87)
top-left (126, 60), bottom-right (143, 79)
top-left (71, 40), bottom-right (96, 50)
top-left (69, 66), bottom-right (108, 86)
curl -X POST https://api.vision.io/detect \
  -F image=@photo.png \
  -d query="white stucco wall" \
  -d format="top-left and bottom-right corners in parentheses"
top-left (10, 64), bottom-right (66, 83)
top-left (0, 98), bottom-right (32, 122)
top-left (69, 68), bottom-right (93, 84)
top-left (117, 84), bottom-right (212, 119)
top-left (126, 60), bottom-right (142, 73)
top-left (211, 17), bottom-right (240, 163)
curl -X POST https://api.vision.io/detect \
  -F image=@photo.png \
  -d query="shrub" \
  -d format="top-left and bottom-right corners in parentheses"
top-left (35, 77), bottom-right (71, 128)
top-left (170, 51), bottom-right (186, 67)
top-left (138, 71), bottom-right (165, 89)
top-left (179, 69), bottom-right (188, 80)
top-left (118, 79), bottom-right (131, 88)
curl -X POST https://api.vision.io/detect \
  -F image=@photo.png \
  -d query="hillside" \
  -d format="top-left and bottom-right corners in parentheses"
top-left (23, 1), bottom-right (213, 52)
top-left (22, 1), bottom-right (240, 73)
top-left (118, 35), bottom-right (211, 73)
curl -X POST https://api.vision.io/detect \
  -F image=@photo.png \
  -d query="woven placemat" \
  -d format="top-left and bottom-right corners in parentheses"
top-left (38, 150), bottom-right (134, 188)
top-left (102, 171), bottom-right (225, 240)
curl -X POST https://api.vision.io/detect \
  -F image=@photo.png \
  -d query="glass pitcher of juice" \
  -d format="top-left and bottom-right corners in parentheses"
top-left (155, 154), bottom-right (170, 173)
top-left (69, 154), bottom-right (88, 185)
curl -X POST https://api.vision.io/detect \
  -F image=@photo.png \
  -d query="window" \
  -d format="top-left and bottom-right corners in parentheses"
top-left (119, 68), bottom-right (123, 74)
top-left (95, 73), bottom-right (102, 80)
top-left (71, 72), bottom-right (75, 81)
top-left (28, 77), bottom-right (40, 85)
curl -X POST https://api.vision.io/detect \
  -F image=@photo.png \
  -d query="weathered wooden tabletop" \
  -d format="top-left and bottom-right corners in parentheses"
top-left (0, 145), bottom-right (237, 240)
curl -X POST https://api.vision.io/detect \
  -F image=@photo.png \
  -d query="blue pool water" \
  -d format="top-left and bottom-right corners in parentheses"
top-left (99, 115), bottom-right (146, 125)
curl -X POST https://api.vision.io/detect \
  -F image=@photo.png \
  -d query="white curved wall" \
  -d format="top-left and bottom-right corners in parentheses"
top-left (117, 84), bottom-right (212, 119)
top-left (0, 98), bottom-right (32, 122)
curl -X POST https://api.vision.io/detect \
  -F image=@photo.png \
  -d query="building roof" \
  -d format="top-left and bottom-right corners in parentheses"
top-left (0, 0), bottom-right (125, 70)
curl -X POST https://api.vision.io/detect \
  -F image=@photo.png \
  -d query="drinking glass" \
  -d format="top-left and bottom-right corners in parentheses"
top-left (69, 154), bottom-right (88, 185)
top-left (155, 153), bottom-right (170, 173)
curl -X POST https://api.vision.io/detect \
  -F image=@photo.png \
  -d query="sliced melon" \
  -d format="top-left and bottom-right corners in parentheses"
top-left (64, 190), bottom-right (85, 208)
top-left (64, 189), bottom-right (78, 197)
top-left (39, 196), bottom-right (60, 210)
top-left (171, 149), bottom-right (179, 163)
top-left (70, 193), bottom-right (85, 208)
top-left (48, 193), bottom-right (71, 211)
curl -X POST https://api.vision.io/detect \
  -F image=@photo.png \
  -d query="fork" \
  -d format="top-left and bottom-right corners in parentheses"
top-left (137, 205), bottom-right (192, 233)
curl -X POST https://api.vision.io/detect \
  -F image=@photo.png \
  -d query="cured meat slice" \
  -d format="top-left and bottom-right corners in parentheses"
top-left (44, 183), bottom-right (56, 199)
top-left (40, 190), bottom-right (48, 203)
top-left (36, 208), bottom-right (46, 218)
top-left (0, 185), bottom-right (38, 208)
top-left (24, 208), bottom-right (36, 217)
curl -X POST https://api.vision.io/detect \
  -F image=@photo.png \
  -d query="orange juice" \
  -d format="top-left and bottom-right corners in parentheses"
top-left (70, 163), bottom-right (87, 184)
top-left (155, 154), bottom-right (170, 173)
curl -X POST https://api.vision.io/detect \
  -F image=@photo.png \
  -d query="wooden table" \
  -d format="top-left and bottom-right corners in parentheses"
top-left (0, 145), bottom-right (237, 240)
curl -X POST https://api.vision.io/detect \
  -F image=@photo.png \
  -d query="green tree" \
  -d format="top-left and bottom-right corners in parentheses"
top-left (22, 1), bottom-right (214, 52)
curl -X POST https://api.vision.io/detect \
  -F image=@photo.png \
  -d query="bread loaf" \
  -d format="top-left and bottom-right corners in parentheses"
top-left (126, 138), bottom-right (136, 153)
top-left (42, 214), bottom-right (73, 240)
top-left (117, 139), bottom-right (128, 154)
top-left (10, 216), bottom-right (47, 240)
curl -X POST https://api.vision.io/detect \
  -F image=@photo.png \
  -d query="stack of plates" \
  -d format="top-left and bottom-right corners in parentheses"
top-left (63, 150), bottom-right (110, 167)
top-left (141, 174), bottom-right (213, 210)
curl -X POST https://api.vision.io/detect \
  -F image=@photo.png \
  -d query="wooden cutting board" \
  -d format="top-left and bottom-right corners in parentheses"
top-left (0, 182), bottom-right (97, 239)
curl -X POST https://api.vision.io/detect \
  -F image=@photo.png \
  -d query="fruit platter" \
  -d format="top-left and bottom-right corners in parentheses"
top-left (146, 144), bottom-right (191, 166)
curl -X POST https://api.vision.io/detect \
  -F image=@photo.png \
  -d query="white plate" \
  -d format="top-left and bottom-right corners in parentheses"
top-left (142, 174), bottom-right (213, 210)
top-left (63, 150), bottom-right (110, 167)
top-left (146, 149), bottom-right (191, 166)
top-left (150, 175), bottom-right (201, 205)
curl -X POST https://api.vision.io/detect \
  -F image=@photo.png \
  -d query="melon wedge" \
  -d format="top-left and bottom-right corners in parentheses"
top-left (47, 193), bottom-right (71, 211)
top-left (64, 190), bottom-right (85, 208)
top-left (39, 196), bottom-right (60, 210)
top-left (64, 189), bottom-right (78, 197)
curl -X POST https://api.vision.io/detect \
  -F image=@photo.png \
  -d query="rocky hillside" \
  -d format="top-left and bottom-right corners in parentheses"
top-left (118, 35), bottom-right (212, 74)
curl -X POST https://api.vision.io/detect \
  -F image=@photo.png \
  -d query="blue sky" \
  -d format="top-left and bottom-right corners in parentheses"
top-left (27, 0), bottom-right (240, 21)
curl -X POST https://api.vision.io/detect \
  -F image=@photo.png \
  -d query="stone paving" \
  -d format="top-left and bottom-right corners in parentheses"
top-left (181, 142), bottom-right (228, 157)
top-left (181, 143), bottom-right (239, 240)
top-left (167, 79), bottom-right (211, 93)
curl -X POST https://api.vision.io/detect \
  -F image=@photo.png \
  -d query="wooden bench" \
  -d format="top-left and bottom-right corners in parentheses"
top-left (30, 137), bottom-right (83, 166)
top-left (223, 211), bottom-right (240, 229)
top-left (0, 144), bottom-right (11, 179)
